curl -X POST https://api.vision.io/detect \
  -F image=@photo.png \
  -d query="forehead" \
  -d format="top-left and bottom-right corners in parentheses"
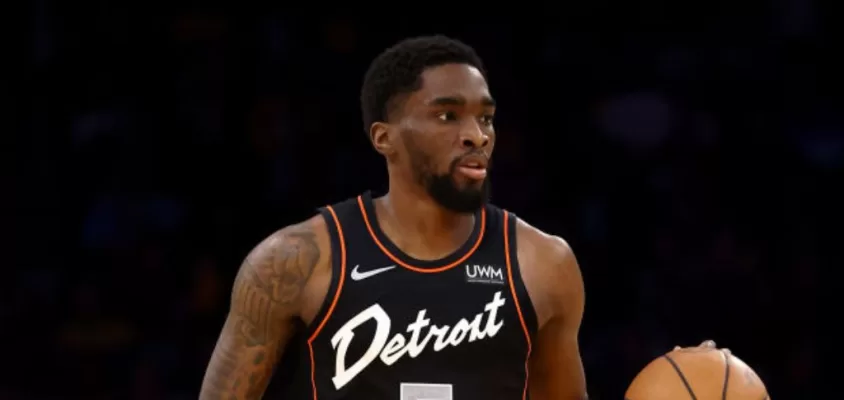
top-left (412, 63), bottom-right (491, 104)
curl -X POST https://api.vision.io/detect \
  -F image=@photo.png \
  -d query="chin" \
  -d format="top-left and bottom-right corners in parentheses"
top-left (426, 172), bottom-right (490, 213)
top-left (451, 173), bottom-right (486, 187)
top-left (457, 185), bottom-right (485, 198)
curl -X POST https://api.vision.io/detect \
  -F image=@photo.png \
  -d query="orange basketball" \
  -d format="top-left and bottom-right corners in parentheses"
top-left (625, 347), bottom-right (770, 400)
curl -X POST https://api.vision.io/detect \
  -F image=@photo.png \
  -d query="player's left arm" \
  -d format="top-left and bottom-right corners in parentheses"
top-left (518, 221), bottom-right (588, 400)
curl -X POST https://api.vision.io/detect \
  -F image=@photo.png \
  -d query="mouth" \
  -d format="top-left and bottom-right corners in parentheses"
top-left (455, 156), bottom-right (488, 181)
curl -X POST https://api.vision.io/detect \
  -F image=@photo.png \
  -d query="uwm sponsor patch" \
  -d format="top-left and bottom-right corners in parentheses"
top-left (329, 291), bottom-right (507, 389)
top-left (464, 264), bottom-right (505, 284)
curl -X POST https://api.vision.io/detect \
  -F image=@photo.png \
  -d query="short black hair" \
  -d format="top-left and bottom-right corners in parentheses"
top-left (360, 35), bottom-right (486, 133)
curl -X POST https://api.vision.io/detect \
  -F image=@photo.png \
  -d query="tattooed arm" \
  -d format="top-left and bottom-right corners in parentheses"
top-left (199, 217), bottom-right (329, 399)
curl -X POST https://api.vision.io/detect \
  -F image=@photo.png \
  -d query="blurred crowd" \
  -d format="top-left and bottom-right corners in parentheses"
top-left (11, 4), bottom-right (837, 399)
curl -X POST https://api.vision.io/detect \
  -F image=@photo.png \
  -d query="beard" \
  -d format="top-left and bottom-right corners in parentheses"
top-left (425, 164), bottom-right (491, 213)
top-left (406, 143), bottom-right (491, 213)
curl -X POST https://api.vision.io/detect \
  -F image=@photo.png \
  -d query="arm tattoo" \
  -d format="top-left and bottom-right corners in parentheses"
top-left (200, 228), bottom-right (320, 400)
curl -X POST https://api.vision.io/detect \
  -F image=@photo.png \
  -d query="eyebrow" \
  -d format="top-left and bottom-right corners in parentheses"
top-left (427, 96), bottom-right (496, 107)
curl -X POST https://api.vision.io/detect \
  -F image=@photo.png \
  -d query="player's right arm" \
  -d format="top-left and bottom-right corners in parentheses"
top-left (199, 218), bottom-right (326, 400)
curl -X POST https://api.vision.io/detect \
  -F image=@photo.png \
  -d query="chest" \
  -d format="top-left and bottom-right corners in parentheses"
top-left (317, 263), bottom-right (528, 385)
top-left (334, 263), bottom-right (517, 344)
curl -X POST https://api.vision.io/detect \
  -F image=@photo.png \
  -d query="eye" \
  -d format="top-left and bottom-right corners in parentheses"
top-left (481, 115), bottom-right (495, 126)
top-left (437, 111), bottom-right (458, 122)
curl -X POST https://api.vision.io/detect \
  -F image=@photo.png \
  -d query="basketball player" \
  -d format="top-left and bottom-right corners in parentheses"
top-left (199, 36), bottom-right (588, 400)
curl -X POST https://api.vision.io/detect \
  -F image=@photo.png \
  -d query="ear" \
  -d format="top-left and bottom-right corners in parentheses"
top-left (369, 122), bottom-right (394, 156)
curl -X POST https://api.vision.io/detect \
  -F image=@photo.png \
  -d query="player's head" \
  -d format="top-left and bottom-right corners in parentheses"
top-left (361, 35), bottom-right (495, 214)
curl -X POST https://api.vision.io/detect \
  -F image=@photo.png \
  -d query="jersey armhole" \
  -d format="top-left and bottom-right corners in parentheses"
top-left (504, 211), bottom-right (540, 336)
top-left (305, 206), bottom-right (347, 342)
top-left (503, 210), bottom-right (536, 400)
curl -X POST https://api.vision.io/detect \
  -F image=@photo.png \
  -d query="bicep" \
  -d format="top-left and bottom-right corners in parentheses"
top-left (528, 240), bottom-right (587, 400)
top-left (200, 226), bottom-right (322, 399)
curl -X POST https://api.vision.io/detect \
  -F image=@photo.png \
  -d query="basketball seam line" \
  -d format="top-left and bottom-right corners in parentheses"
top-left (662, 354), bottom-right (698, 400)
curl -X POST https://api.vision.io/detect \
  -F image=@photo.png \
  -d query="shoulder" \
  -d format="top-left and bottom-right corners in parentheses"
top-left (512, 216), bottom-right (584, 328)
top-left (513, 217), bottom-right (576, 268)
top-left (235, 214), bottom-right (333, 320)
top-left (246, 215), bottom-right (330, 269)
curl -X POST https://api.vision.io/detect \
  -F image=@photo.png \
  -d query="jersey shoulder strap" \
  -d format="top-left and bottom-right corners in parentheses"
top-left (305, 196), bottom-right (360, 339)
top-left (495, 206), bottom-right (540, 337)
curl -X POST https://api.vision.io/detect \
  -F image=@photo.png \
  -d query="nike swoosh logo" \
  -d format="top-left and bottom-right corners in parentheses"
top-left (351, 265), bottom-right (396, 281)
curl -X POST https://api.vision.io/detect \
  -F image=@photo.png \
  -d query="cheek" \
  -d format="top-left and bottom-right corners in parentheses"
top-left (401, 119), bottom-right (462, 170)
top-left (412, 147), bottom-right (453, 176)
top-left (400, 133), bottom-right (436, 170)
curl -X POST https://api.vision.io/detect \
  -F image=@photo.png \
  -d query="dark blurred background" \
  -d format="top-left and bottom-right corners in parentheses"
top-left (12, 3), bottom-right (838, 399)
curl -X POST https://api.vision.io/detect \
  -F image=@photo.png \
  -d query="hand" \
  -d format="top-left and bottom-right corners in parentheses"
top-left (673, 339), bottom-right (732, 356)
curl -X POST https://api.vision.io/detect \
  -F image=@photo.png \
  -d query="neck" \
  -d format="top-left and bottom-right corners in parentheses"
top-left (374, 173), bottom-right (477, 260)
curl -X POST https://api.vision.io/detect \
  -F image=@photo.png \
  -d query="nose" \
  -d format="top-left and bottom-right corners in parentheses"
top-left (459, 121), bottom-right (490, 150)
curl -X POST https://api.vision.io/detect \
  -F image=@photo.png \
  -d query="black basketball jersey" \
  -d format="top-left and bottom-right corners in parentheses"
top-left (279, 192), bottom-right (538, 400)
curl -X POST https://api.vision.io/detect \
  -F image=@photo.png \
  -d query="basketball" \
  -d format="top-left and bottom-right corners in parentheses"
top-left (625, 347), bottom-right (770, 400)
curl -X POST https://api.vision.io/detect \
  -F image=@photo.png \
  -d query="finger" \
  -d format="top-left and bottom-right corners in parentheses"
top-left (721, 348), bottom-right (732, 356)
top-left (699, 339), bottom-right (717, 348)
top-left (673, 346), bottom-right (681, 351)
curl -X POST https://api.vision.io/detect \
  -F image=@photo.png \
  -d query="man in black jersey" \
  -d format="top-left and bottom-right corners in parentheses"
top-left (200, 36), bottom-right (588, 399)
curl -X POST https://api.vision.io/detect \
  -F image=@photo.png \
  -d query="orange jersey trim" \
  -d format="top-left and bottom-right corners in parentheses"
top-left (307, 205), bottom-right (347, 400)
top-left (357, 195), bottom-right (486, 273)
top-left (503, 211), bottom-right (532, 400)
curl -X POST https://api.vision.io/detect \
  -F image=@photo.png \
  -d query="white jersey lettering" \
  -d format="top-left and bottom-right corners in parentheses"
top-left (330, 305), bottom-right (391, 389)
top-left (330, 290), bottom-right (508, 389)
top-left (466, 264), bottom-right (504, 281)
